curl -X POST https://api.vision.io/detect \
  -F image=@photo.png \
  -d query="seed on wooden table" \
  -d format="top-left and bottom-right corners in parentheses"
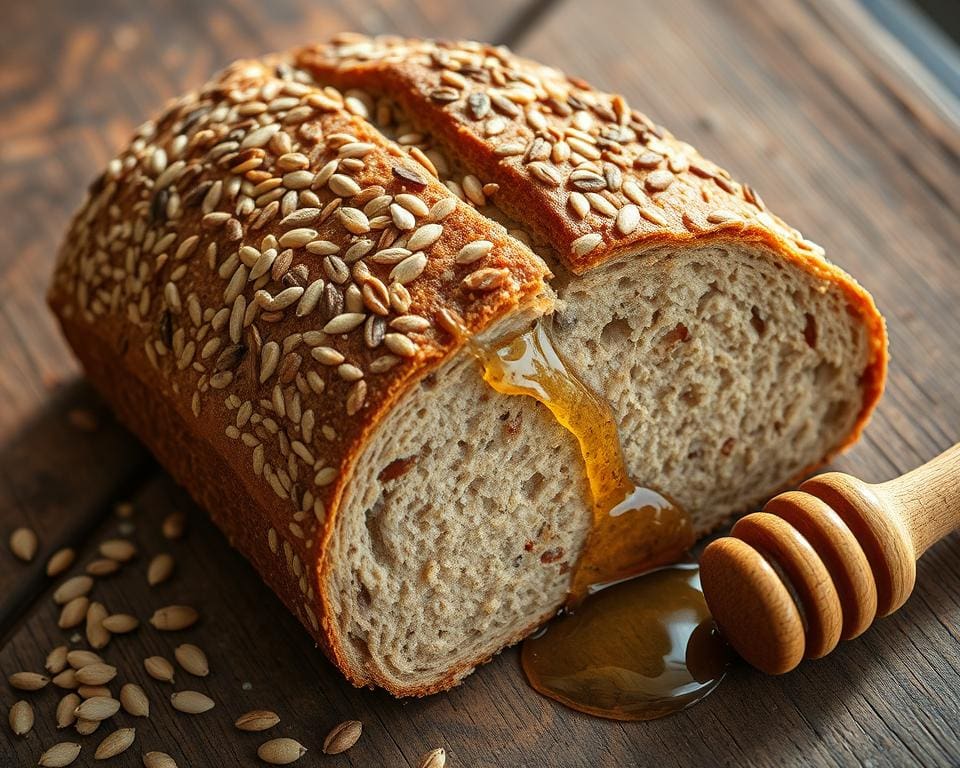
top-left (323, 720), bottom-right (362, 754)
top-left (147, 553), bottom-right (175, 586)
top-left (58, 597), bottom-right (89, 629)
top-left (9, 700), bottom-right (33, 736)
top-left (258, 738), bottom-right (307, 764)
top-left (86, 558), bottom-right (121, 577)
top-left (102, 614), bottom-right (139, 633)
top-left (52, 669), bottom-right (78, 689)
top-left (73, 696), bottom-right (120, 722)
top-left (99, 539), bottom-right (136, 562)
top-left (174, 644), bottom-right (209, 677)
top-left (9, 526), bottom-right (38, 561)
top-left (53, 575), bottom-right (93, 605)
top-left (75, 663), bottom-right (116, 686)
top-left (94, 727), bottom-right (135, 760)
top-left (162, 511), bottom-right (186, 540)
top-left (8, 671), bottom-right (49, 691)
top-left (38, 742), bottom-right (81, 767)
top-left (67, 650), bottom-right (102, 669)
top-left (150, 605), bottom-right (198, 631)
top-left (46, 548), bottom-right (76, 577)
top-left (235, 709), bottom-right (280, 732)
top-left (56, 693), bottom-right (81, 729)
top-left (419, 747), bottom-right (446, 768)
top-left (170, 690), bottom-right (215, 714)
top-left (144, 656), bottom-right (175, 683)
top-left (75, 718), bottom-right (99, 736)
top-left (144, 752), bottom-right (178, 768)
top-left (87, 602), bottom-right (110, 649)
top-left (78, 685), bottom-right (112, 700)
top-left (119, 683), bottom-right (149, 717)
top-left (46, 645), bottom-right (68, 674)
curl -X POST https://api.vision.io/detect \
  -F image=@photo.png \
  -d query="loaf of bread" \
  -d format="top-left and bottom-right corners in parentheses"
top-left (49, 34), bottom-right (887, 696)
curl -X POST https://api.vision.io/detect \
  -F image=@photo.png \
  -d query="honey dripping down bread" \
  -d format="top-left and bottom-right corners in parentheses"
top-left (48, 34), bottom-right (887, 696)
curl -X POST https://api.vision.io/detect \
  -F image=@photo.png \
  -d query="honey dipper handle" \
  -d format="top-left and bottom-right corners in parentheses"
top-left (875, 442), bottom-right (960, 557)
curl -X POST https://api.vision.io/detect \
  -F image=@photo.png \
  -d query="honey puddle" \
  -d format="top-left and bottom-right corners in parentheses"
top-left (467, 318), bottom-right (731, 720)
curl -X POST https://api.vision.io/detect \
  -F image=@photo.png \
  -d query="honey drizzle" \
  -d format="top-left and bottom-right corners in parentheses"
top-left (472, 319), bottom-right (694, 603)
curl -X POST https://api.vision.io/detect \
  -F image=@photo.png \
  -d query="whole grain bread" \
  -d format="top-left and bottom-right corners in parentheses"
top-left (49, 34), bottom-right (887, 696)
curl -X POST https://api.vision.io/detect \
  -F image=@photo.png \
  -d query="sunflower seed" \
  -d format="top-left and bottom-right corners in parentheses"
top-left (389, 252), bottom-right (427, 284)
top-left (119, 683), bottom-right (149, 717)
top-left (462, 267), bottom-right (510, 291)
top-left (67, 650), bottom-right (102, 670)
top-left (86, 558), bottom-right (120, 577)
top-left (258, 737), bottom-right (307, 764)
top-left (622, 179), bottom-right (647, 206)
top-left (56, 693), bottom-right (81, 729)
top-left (235, 710), bottom-right (280, 732)
top-left (101, 614), bottom-right (139, 634)
top-left (419, 747), bottom-right (447, 768)
top-left (99, 538), bottom-right (136, 562)
top-left (53, 575), bottom-right (93, 605)
top-left (384, 334), bottom-right (417, 358)
top-left (46, 646), bottom-right (68, 675)
top-left (338, 207), bottom-right (370, 234)
top-left (406, 223), bottom-right (443, 251)
top-left (170, 690), bottom-right (214, 714)
top-left (323, 312), bottom-right (365, 335)
top-left (52, 670), bottom-right (77, 690)
top-left (389, 202), bottom-right (416, 230)
top-left (323, 720), bottom-right (362, 754)
top-left (58, 596), bottom-right (90, 629)
top-left (94, 727), bottom-right (135, 760)
top-left (429, 197), bottom-right (457, 221)
top-left (77, 685), bottom-right (111, 700)
top-left (8, 671), bottom-right (49, 691)
top-left (174, 644), bottom-right (209, 677)
top-left (568, 191), bottom-right (590, 219)
top-left (645, 169), bottom-right (675, 191)
top-left (144, 656), bottom-right (175, 683)
top-left (147, 553), bottom-right (175, 586)
top-left (328, 174), bottom-right (361, 197)
top-left (9, 700), bottom-right (33, 736)
top-left (86, 602), bottom-right (110, 649)
top-left (571, 233), bottom-right (603, 257)
top-left (75, 663), bottom-right (117, 686)
top-left (616, 204), bottom-right (641, 235)
top-left (150, 605), bottom-right (198, 631)
top-left (75, 718), bottom-right (99, 736)
top-left (73, 696), bottom-right (120, 722)
top-left (144, 752), bottom-right (178, 768)
top-left (38, 742), bottom-right (81, 767)
top-left (46, 548), bottom-right (76, 577)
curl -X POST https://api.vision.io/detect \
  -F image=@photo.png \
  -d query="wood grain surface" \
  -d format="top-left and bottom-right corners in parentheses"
top-left (1, 0), bottom-right (958, 766)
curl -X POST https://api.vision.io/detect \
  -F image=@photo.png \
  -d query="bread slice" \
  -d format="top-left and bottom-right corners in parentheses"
top-left (49, 35), bottom-right (886, 697)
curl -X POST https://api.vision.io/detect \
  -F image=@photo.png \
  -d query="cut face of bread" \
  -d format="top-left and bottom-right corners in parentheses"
top-left (49, 36), bottom-right (886, 698)
top-left (332, 240), bottom-right (874, 694)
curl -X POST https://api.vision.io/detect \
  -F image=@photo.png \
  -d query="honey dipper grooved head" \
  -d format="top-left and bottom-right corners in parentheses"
top-left (699, 537), bottom-right (804, 675)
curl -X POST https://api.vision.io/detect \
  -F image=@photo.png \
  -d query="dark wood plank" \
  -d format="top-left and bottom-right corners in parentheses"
top-left (0, 0), bottom-right (545, 625)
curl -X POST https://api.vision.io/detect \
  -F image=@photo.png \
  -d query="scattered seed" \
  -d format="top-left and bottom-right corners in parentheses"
top-left (419, 747), bottom-right (447, 768)
top-left (119, 683), bottom-right (149, 717)
top-left (58, 596), bottom-right (90, 629)
top-left (143, 752), bottom-right (178, 768)
top-left (616, 204), bottom-right (641, 235)
top-left (75, 718), bottom-right (99, 736)
top-left (86, 602), bottom-right (110, 649)
top-left (94, 727), bottom-right (135, 760)
top-left (46, 548), bottom-right (76, 577)
top-left (67, 650), bottom-right (102, 669)
top-left (102, 614), bottom-right (139, 633)
top-left (235, 710), bottom-right (280, 732)
top-left (52, 669), bottom-right (77, 690)
top-left (38, 742), bottom-right (81, 767)
top-left (73, 697), bottom-right (120, 722)
top-left (144, 657), bottom-right (175, 683)
top-left (46, 646), bottom-right (68, 675)
top-left (53, 575), bottom-right (93, 605)
top-left (77, 685), bottom-right (111, 700)
top-left (170, 690), bottom-right (215, 714)
top-left (456, 240), bottom-right (493, 264)
top-left (86, 558), bottom-right (121, 577)
top-left (258, 737), bottom-right (307, 765)
top-left (147, 553), bottom-right (175, 586)
top-left (9, 700), bottom-right (33, 736)
top-left (75, 663), bottom-right (117, 686)
top-left (99, 539), bottom-right (136, 562)
top-left (174, 644), bottom-right (209, 677)
top-left (323, 720), bottom-right (362, 754)
top-left (406, 223), bottom-right (443, 251)
top-left (9, 526), bottom-right (38, 561)
top-left (163, 510), bottom-right (187, 540)
top-left (56, 693), bottom-right (81, 729)
top-left (8, 671), bottom-right (49, 691)
top-left (150, 605), bottom-right (199, 631)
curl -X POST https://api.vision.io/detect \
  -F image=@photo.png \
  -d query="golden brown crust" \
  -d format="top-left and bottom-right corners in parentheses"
top-left (48, 53), bottom-right (551, 671)
top-left (49, 35), bottom-right (887, 697)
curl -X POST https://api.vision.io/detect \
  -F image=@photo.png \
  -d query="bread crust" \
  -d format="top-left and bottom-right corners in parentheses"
top-left (49, 36), bottom-right (887, 697)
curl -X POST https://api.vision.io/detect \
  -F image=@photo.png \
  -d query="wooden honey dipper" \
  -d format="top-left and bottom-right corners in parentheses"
top-left (700, 442), bottom-right (960, 674)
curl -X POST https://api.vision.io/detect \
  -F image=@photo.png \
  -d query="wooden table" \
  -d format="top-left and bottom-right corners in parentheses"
top-left (2, 1), bottom-right (958, 765)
